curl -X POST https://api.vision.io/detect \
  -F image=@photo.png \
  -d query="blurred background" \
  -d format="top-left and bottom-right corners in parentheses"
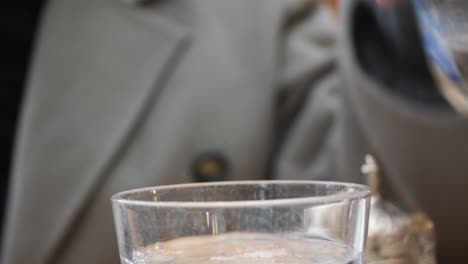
top-left (1, 0), bottom-right (468, 263)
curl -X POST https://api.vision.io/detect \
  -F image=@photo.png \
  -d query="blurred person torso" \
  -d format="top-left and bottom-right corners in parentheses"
top-left (1, 0), bottom-right (468, 263)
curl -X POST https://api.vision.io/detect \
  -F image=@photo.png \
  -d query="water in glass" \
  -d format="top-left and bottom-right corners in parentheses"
top-left (122, 233), bottom-right (362, 264)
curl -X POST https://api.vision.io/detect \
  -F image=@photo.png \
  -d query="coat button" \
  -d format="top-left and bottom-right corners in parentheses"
top-left (119, 0), bottom-right (154, 6)
top-left (191, 151), bottom-right (229, 182)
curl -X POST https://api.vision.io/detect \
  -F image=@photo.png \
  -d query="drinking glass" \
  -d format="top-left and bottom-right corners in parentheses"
top-left (112, 181), bottom-right (371, 263)
top-left (412, 0), bottom-right (468, 115)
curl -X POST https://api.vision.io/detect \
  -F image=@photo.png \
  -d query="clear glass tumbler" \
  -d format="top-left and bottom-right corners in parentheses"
top-left (112, 181), bottom-right (371, 264)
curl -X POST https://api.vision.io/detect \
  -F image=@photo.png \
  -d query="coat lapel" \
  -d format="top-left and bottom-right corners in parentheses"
top-left (2, 0), bottom-right (188, 262)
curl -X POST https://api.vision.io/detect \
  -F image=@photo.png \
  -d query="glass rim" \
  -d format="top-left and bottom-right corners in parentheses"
top-left (111, 180), bottom-right (371, 208)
